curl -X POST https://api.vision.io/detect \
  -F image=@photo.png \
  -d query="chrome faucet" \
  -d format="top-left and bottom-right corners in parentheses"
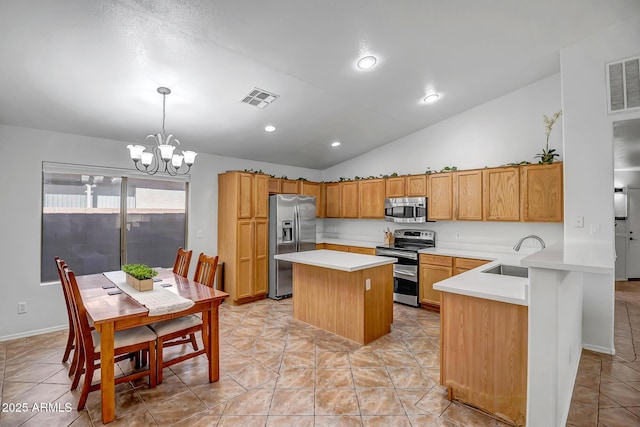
top-left (513, 235), bottom-right (546, 251)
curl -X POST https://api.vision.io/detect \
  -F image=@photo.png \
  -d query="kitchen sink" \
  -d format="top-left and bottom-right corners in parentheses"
top-left (482, 264), bottom-right (529, 278)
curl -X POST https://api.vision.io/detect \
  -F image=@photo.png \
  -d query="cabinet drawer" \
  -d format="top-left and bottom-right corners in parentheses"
top-left (326, 243), bottom-right (349, 252)
top-left (420, 254), bottom-right (453, 267)
top-left (454, 257), bottom-right (490, 270)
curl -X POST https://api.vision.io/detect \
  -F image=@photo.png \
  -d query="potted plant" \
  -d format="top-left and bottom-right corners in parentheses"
top-left (122, 263), bottom-right (158, 292)
top-left (535, 110), bottom-right (562, 164)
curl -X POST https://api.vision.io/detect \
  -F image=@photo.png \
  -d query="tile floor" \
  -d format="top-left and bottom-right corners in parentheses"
top-left (0, 281), bottom-right (638, 426)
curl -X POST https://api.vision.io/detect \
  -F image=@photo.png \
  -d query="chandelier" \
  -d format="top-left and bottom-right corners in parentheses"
top-left (127, 87), bottom-right (197, 175)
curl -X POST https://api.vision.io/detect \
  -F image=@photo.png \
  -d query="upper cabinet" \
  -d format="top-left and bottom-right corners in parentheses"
top-left (359, 178), bottom-right (385, 219)
top-left (235, 172), bottom-right (268, 219)
top-left (233, 162), bottom-right (562, 223)
top-left (385, 177), bottom-right (405, 198)
top-left (483, 166), bottom-right (520, 221)
top-left (520, 162), bottom-right (563, 222)
top-left (268, 178), bottom-right (281, 194)
top-left (341, 181), bottom-right (360, 218)
top-left (428, 173), bottom-right (454, 220)
top-left (325, 183), bottom-right (341, 218)
top-left (268, 178), bottom-right (301, 194)
top-left (281, 179), bottom-right (301, 194)
top-left (300, 181), bottom-right (324, 218)
top-left (453, 170), bottom-right (483, 221)
top-left (385, 175), bottom-right (427, 198)
top-left (406, 175), bottom-right (427, 197)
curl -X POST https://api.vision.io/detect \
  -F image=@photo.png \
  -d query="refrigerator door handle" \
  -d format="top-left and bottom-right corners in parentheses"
top-left (294, 205), bottom-right (302, 252)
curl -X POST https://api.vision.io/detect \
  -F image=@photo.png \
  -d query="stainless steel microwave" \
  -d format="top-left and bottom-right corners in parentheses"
top-left (384, 197), bottom-right (428, 223)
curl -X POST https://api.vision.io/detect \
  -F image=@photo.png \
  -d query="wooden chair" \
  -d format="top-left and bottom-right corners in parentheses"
top-left (173, 247), bottom-right (193, 278)
top-left (193, 253), bottom-right (219, 288)
top-left (54, 257), bottom-right (79, 375)
top-left (149, 252), bottom-right (219, 384)
top-left (62, 266), bottom-right (157, 410)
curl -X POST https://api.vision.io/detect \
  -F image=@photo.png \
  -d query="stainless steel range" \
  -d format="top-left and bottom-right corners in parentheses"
top-left (375, 229), bottom-right (436, 307)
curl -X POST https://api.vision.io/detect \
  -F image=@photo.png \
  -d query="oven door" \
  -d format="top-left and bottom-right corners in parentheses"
top-left (393, 264), bottom-right (419, 307)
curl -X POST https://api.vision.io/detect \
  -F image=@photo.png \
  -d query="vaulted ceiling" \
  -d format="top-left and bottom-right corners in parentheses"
top-left (1, 1), bottom-right (638, 169)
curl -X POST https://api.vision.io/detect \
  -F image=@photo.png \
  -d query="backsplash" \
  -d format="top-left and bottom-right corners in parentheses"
top-left (320, 218), bottom-right (563, 253)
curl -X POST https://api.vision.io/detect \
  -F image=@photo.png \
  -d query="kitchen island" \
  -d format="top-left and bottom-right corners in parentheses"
top-left (274, 249), bottom-right (396, 344)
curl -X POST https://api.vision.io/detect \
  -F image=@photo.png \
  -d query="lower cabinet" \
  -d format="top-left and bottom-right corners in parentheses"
top-left (235, 219), bottom-right (268, 301)
top-left (321, 243), bottom-right (375, 255)
top-left (419, 255), bottom-right (453, 309)
top-left (419, 255), bottom-right (490, 310)
top-left (440, 292), bottom-right (528, 426)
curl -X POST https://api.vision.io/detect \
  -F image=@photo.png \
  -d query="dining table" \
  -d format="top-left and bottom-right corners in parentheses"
top-left (76, 268), bottom-right (228, 424)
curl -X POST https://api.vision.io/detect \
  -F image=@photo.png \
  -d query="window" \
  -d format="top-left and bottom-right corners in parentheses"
top-left (41, 164), bottom-right (188, 282)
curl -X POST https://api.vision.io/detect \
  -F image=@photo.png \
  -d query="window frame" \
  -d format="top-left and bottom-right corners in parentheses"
top-left (41, 161), bottom-right (190, 285)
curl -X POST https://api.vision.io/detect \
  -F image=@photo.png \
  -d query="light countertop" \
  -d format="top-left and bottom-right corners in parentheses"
top-left (521, 241), bottom-right (614, 274)
top-left (420, 247), bottom-right (530, 306)
top-left (274, 249), bottom-right (397, 272)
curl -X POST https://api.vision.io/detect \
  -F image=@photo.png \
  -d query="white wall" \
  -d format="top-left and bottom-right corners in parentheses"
top-left (561, 16), bottom-right (640, 244)
top-left (560, 16), bottom-right (640, 356)
top-left (322, 74), bottom-right (564, 250)
top-left (0, 124), bottom-right (321, 340)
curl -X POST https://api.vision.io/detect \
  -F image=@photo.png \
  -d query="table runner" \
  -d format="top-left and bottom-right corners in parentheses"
top-left (103, 270), bottom-right (195, 316)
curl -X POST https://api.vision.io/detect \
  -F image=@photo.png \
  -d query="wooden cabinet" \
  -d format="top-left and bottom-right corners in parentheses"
top-left (420, 255), bottom-right (490, 310)
top-left (406, 175), bottom-right (427, 196)
top-left (483, 167), bottom-right (520, 221)
top-left (325, 183), bottom-right (341, 218)
top-left (348, 246), bottom-right (376, 255)
top-left (520, 162), bottom-right (563, 222)
top-left (254, 174), bottom-right (269, 219)
top-left (268, 178), bottom-right (281, 194)
top-left (385, 177), bottom-right (405, 198)
top-left (428, 173), bottom-right (454, 220)
top-left (340, 181), bottom-right (359, 218)
top-left (453, 257), bottom-right (490, 275)
top-left (359, 178), bottom-right (385, 219)
top-left (441, 292), bottom-right (528, 426)
top-left (323, 243), bottom-right (374, 254)
top-left (218, 172), bottom-right (269, 305)
top-left (281, 179), bottom-right (301, 194)
top-left (325, 243), bottom-right (349, 252)
top-left (419, 254), bottom-right (453, 309)
top-left (453, 170), bottom-right (483, 221)
top-left (385, 175), bottom-right (427, 198)
top-left (300, 181), bottom-right (324, 218)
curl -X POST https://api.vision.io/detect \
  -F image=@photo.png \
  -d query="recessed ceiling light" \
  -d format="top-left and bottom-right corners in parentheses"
top-left (264, 125), bottom-right (276, 132)
top-left (423, 93), bottom-right (440, 104)
top-left (357, 55), bottom-right (377, 70)
top-left (331, 141), bottom-right (341, 147)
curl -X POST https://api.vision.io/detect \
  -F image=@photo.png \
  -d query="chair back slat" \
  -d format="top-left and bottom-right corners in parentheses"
top-left (173, 247), bottom-right (193, 278)
top-left (193, 253), bottom-right (219, 288)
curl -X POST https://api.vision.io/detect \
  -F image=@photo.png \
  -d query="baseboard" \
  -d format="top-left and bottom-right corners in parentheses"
top-left (0, 324), bottom-right (68, 343)
top-left (582, 343), bottom-right (616, 355)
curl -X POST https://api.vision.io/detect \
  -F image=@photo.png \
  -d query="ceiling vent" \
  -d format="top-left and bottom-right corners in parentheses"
top-left (240, 88), bottom-right (279, 109)
top-left (607, 56), bottom-right (640, 113)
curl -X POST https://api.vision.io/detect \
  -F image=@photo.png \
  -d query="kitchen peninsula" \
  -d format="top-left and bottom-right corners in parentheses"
top-left (274, 249), bottom-right (397, 344)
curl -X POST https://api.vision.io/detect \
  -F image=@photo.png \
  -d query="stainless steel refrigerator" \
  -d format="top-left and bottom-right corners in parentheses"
top-left (268, 194), bottom-right (316, 299)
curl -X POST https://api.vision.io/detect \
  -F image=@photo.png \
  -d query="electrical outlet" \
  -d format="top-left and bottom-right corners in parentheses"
top-left (590, 224), bottom-right (600, 234)
top-left (455, 232), bottom-right (460, 240)
top-left (365, 278), bottom-right (371, 291)
top-left (196, 229), bottom-right (203, 239)
top-left (18, 302), bottom-right (27, 314)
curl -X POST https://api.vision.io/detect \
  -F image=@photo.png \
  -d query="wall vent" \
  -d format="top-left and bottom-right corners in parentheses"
top-left (240, 88), bottom-right (279, 109)
top-left (607, 56), bottom-right (640, 113)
